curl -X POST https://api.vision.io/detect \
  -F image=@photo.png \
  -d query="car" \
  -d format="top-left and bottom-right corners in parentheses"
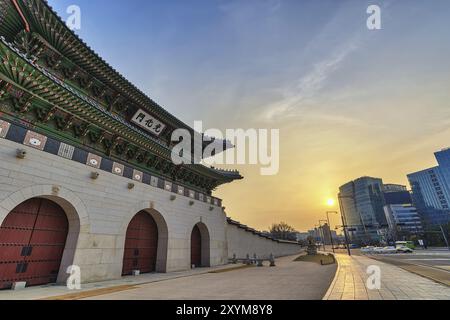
top-left (382, 246), bottom-right (397, 254)
top-left (373, 246), bottom-right (396, 254)
top-left (372, 247), bottom-right (385, 254)
top-left (361, 246), bottom-right (375, 254)
top-left (396, 245), bottom-right (413, 253)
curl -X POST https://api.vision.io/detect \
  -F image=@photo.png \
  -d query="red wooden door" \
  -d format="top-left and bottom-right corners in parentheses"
top-left (122, 211), bottom-right (158, 275)
top-left (191, 225), bottom-right (202, 268)
top-left (0, 198), bottom-right (68, 289)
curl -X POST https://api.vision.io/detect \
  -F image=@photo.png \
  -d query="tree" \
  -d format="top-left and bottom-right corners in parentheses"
top-left (269, 222), bottom-right (297, 241)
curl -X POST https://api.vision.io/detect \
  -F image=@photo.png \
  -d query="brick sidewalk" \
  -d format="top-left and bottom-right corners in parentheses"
top-left (324, 254), bottom-right (450, 300)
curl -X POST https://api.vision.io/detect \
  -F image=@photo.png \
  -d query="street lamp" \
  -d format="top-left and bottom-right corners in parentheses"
top-left (326, 211), bottom-right (338, 253)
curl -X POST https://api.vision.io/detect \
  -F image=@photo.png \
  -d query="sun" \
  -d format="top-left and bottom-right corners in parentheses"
top-left (326, 198), bottom-right (335, 207)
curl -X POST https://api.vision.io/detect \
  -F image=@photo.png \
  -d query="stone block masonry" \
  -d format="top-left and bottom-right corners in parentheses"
top-left (226, 222), bottom-right (302, 259)
top-left (0, 134), bottom-right (302, 284)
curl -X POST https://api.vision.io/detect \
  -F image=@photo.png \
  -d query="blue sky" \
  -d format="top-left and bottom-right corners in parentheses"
top-left (48, 0), bottom-right (450, 230)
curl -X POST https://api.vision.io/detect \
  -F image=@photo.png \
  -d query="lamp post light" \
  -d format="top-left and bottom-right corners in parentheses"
top-left (326, 211), bottom-right (338, 253)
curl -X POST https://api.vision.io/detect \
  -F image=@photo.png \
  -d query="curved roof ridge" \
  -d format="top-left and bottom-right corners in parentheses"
top-left (38, 0), bottom-right (194, 132)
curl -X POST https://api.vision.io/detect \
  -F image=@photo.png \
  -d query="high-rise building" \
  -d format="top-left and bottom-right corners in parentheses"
top-left (383, 190), bottom-right (412, 205)
top-left (380, 185), bottom-right (422, 241)
top-left (338, 177), bottom-right (385, 244)
top-left (319, 223), bottom-right (332, 245)
top-left (407, 149), bottom-right (450, 226)
top-left (435, 148), bottom-right (450, 189)
top-left (383, 184), bottom-right (407, 193)
top-left (308, 228), bottom-right (321, 242)
top-left (383, 204), bottom-right (423, 239)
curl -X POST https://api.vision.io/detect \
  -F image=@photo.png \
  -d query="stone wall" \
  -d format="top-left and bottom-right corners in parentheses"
top-left (0, 135), bottom-right (302, 285)
top-left (226, 223), bottom-right (303, 259)
top-left (0, 138), bottom-right (227, 283)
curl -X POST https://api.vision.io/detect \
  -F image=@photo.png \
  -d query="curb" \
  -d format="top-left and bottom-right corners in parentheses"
top-left (322, 253), bottom-right (340, 300)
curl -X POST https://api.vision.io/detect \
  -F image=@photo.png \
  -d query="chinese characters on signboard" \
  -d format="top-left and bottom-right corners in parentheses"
top-left (131, 109), bottom-right (166, 136)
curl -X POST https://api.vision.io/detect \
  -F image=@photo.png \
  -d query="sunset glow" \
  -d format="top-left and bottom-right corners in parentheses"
top-left (47, 0), bottom-right (450, 232)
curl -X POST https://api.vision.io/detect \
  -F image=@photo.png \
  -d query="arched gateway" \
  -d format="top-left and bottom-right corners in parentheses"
top-left (122, 211), bottom-right (159, 275)
top-left (0, 198), bottom-right (69, 289)
top-left (191, 225), bottom-right (202, 267)
top-left (190, 223), bottom-right (210, 268)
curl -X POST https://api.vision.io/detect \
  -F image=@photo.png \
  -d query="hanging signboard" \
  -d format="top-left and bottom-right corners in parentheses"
top-left (131, 109), bottom-right (166, 136)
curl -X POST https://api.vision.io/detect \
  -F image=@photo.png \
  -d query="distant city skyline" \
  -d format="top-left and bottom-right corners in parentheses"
top-left (48, 0), bottom-right (450, 231)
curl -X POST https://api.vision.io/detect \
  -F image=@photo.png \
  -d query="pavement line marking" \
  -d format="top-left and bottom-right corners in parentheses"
top-left (39, 285), bottom-right (139, 300)
top-left (208, 265), bottom-right (254, 273)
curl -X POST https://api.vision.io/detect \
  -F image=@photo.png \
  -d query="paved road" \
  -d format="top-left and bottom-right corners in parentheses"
top-left (376, 251), bottom-right (450, 270)
top-left (328, 248), bottom-right (450, 266)
top-left (84, 255), bottom-right (336, 300)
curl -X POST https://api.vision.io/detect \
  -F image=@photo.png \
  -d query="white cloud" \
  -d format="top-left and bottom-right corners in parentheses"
top-left (261, 38), bottom-right (360, 122)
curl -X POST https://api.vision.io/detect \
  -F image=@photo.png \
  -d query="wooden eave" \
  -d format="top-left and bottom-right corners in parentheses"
top-left (0, 39), bottom-right (234, 183)
top-left (18, 0), bottom-right (195, 134)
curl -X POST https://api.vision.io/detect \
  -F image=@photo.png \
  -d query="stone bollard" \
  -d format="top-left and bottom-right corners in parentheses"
top-left (232, 253), bottom-right (237, 264)
top-left (269, 254), bottom-right (276, 267)
top-left (12, 282), bottom-right (26, 290)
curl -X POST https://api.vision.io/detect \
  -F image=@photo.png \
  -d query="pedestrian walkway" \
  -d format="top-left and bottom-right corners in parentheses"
top-left (0, 262), bottom-right (248, 300)
top-left (83, 254), bottom-right (335, 300)
top-left (0, 253), bottom-right (336, 300)
top-left (324, 254), bottom-right (450, 300)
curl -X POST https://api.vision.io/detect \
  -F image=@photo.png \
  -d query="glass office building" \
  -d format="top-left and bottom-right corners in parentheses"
top-left (407, 149), bottom-right (450, 226)
top-left (339, 177), bottom-right (385, 244)
top-left (384, 204), bottom-right (423, 234)
top-left (435, 148), bottom-right (450, 189)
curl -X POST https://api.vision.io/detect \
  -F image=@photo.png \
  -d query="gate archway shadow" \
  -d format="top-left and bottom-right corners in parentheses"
top-left (191, 222), bottom-right (210, 268)
top-left (122, 208), bottom-right (169, 274)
